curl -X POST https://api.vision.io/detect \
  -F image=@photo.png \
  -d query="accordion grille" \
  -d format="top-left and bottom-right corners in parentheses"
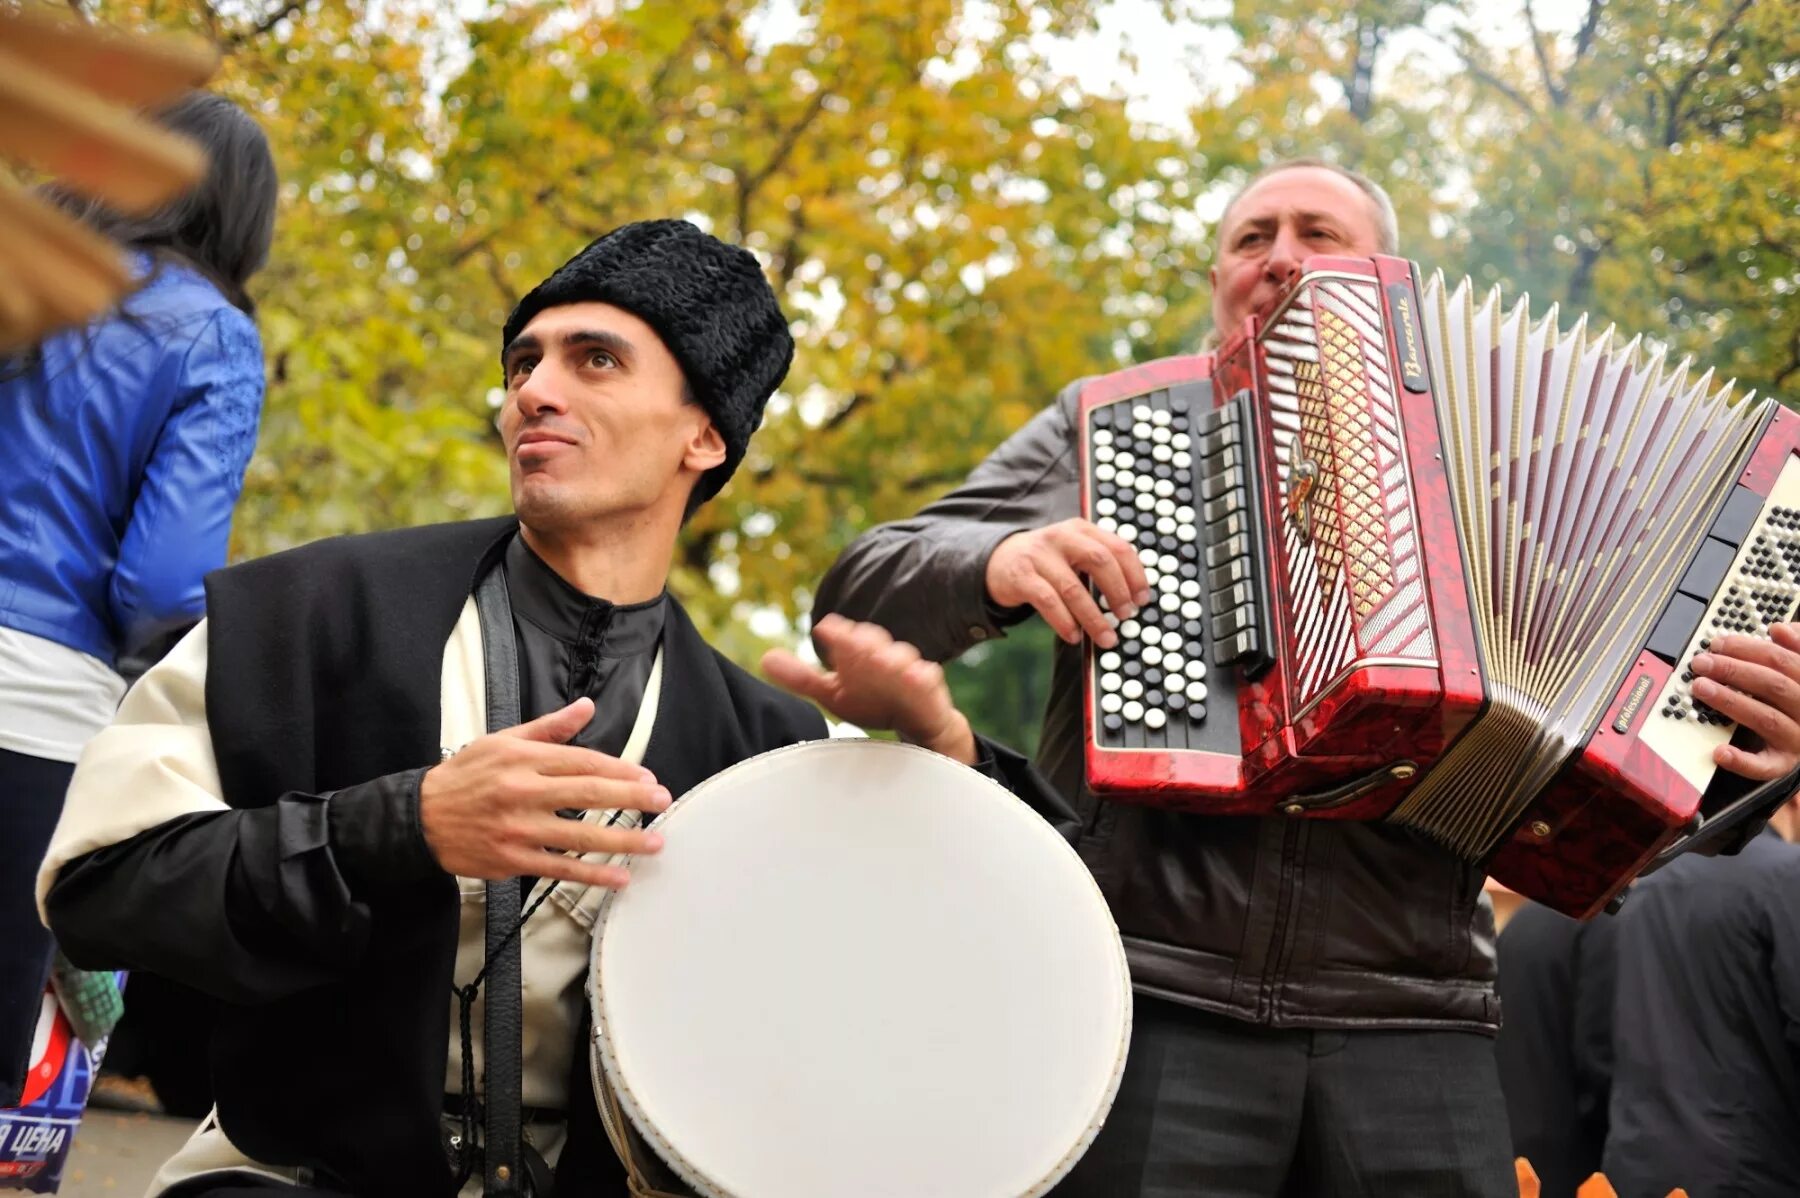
top-left (1263, 279), bottom-right (1437, 715)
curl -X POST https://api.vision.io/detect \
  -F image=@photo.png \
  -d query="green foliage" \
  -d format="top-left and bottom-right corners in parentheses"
top-left (943, 620), bottom-right (1060, 757)
top-left (87, 1), bottom-right (1797, 739)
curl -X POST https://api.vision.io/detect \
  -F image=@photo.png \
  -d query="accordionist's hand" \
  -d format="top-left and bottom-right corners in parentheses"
top-left (418, 697), bottom-right (672, 888)
top-left (762, 615), bottom-right (978, 765)
top-left (1689, 622), bottom-right (1800, 781)
top-left (985, 518), bottom-right (1152, 649)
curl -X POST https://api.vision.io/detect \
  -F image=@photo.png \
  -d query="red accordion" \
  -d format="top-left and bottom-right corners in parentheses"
top-left (1080, 254), bottom-right (1800, 917)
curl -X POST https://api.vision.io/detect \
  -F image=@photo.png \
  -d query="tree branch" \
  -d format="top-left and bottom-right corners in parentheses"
top-left (228, 0), bottom-right (305, 47)
top-left (479, 247), bottom-right (516, 302)
top-left (734, 86), bottom-right (832, 238)
top-left (1663, 0), bottom-right (1754, 147)
top-left (1438, 32), bottom-right (1539, 117)
top-left (1573, 0), bottom-right (1603, 63)
top-left (1523, 0), bottom-right (1566, 107)
top-left (1565, 238), bottom-right (1609, 309)
top-left (773, 205), bottom-right (808, 292)
top-left (1775, 329), bottom-right (1800, 392)
top-left (821, 392), bottom-right (867, 435)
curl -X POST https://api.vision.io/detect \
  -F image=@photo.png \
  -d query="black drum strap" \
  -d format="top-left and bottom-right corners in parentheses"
top-left (475, 564), bottom-right (525, 1197)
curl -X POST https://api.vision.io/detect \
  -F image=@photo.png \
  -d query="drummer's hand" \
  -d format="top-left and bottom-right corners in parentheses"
top-left (418, 697), bottom-right (671, 888)
top-left (985, 517), bottom-right (1151, 649)
top-left (1690, 622), bottom-right (1800, 781)
top-left (761, 615), bottom-right (978, 765)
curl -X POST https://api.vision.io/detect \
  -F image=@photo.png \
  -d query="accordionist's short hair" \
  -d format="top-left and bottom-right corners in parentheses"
top-left (1216, 158), bottom-right (1400, 257)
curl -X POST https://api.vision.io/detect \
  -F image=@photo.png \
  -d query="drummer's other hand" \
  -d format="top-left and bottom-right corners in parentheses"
top-left (1690, 621), bottom-right (1800, 781)
top-left (419, 697), bottom-right (671, 888)
top-left (762, 615), bottom-right (978, 766)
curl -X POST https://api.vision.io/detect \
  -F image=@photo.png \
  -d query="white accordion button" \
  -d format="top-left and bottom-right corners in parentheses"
top-left (1179, 579), bottom-right (1201, 599)
top-left (1122, 679), bottom-right (1144, 700)
top-left (1142, 645), bottom-right (1163, 666)
top-left (1132, 404), bottom-right (1152, 422)
top-left (1173, 451), bottom-right (1192, 469)
top-left (1181, 600), bottom-right (1203, 619)
top-left (1099, 651), bottom-right (1121, 671)
top-left (1096, 516), bottom-right (1117, 533)
top-left (1118, 523), bottom-right (1139, 542)
top-left (1156, 498), bottom-right (1176, 516)
top-left (1096, 497), bottom-right (1116, 517)
top-left (1152, 445), bottom-right (1173, 463)
top-left (1132, 422), bottom-right (1154, 441)
top-left (1099, 671), bottom-right (1122, 693)
top-left (1095, 463), bottom-right (1115, 482)
top-left (1094, 445), bottom-right (1114, 464)
top-left (1144, 709), bottom-right (1168, 730)
top-left (1092, 428), bottom-right (1113, 447)
top-left (1186, 681), bottom-right (1208, 704)
top-left (1154, 479), bottom-right (1175, 498)
top-left (1136, 492), bottom-right (1156, 512)
top-left (1172, 432), bottom-right (1191, 451)
top-left (1113, 451), bottom-right (1135, 470)
top-left (1160, 629), bottom-right (1183, 650)
top-left (1176, 525), bottom-right (1197, 542)
top-left (1162, 652), bottom-right (1185, 674)
top-left (1185, 660), bottom-right (1207, 679)
top-left (1122, 700), bottom-right (1145, 723)
top-left (1100, 692), bottom-right (1122, 715)
top-left (1158, 574), bottom-right (1178, 594)
top-left (1151, 426), bottom-right (1172, 444)
top-left (1159, 593), bottom-right (1180, 613)
top-left (1116, 469), bottom-right (1137, 489)
top-left (1138, 547), bottom-right (1158, 567)
top-left (1159, 553), bottom-right (1181, 573)
top-left (1156, 518), bottom-right (1176, 536)
top-left (1119, 619), bottom-right (1141, 640)
top-left (1143, 567), bottom-right (1160, 589)
top-left (1151, 409), bottom-right (1172, 426)
top-left (1175, 505), bottom-right (1195, 524)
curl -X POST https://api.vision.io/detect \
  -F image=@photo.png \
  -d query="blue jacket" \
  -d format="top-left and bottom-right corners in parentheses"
top-left (0, 259), bottom-right (265, 666)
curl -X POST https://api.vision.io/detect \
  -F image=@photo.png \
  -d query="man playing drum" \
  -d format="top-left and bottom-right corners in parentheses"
top-left (36, 220), bottom-right (1076, 1197)
top-left (813, 160), bottom-right (1800, 1196)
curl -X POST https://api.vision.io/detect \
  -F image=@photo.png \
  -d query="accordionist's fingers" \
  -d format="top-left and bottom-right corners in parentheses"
top-left (1050, 521), bottom-right (1149, 623)
top-left (1033, 552), bottom-right (1118, 648)
top-left (1689, 664), bottom-right (1800, 778)
top-left (1691, 631), bottom-right (1800, 738)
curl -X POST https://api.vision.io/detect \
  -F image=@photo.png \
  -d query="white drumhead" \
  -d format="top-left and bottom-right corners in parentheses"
top-left (589, 739), bottom-right (1131, 1198)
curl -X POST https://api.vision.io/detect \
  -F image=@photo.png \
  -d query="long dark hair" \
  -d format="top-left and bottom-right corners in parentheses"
top-left (47, 92), bottom-right (278, 315)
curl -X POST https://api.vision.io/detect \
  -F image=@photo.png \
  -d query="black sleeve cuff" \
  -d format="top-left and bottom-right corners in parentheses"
top-left (325, 767), bottom-right (442, 893)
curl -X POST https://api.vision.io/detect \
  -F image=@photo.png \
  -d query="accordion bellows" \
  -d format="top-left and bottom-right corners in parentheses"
top-left (1079, 254), bottom-right (1798, 917)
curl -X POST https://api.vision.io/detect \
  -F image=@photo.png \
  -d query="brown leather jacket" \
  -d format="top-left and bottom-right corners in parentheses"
top-left (814, 381), bottom-right (1500, 1032)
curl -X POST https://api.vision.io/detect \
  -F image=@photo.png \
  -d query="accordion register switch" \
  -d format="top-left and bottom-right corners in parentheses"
top-left (1077, 253), bottom-right (1800, 919)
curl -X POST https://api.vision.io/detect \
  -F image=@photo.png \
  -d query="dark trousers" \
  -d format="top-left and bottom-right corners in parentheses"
top-left (1053, 996), bottom-right (1516, 1198)
top-left (1, 747), bottom-right (74, 1107)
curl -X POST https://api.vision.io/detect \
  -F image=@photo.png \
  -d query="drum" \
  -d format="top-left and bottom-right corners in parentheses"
top-left (587, 738), bottom-right (1132, 1198)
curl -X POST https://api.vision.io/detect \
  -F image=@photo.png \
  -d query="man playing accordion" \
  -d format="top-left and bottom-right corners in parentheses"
top-left (814, 159), bottom-right (1800, 1197)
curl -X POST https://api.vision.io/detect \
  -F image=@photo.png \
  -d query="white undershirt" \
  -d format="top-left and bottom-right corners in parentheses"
top-left (0, 627), bottom-right (126, 763)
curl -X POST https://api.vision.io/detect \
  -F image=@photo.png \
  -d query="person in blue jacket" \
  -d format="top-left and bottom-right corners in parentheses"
top-left (0, 92), bottom-right (277, 1105)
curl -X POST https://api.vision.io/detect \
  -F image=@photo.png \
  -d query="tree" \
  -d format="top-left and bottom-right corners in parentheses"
top-left (81, 1), bottom-right (1797, 742)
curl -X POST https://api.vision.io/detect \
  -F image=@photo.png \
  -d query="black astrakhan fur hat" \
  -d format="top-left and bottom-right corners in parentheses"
top-left (502, 219), bottom-right (794, 506)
